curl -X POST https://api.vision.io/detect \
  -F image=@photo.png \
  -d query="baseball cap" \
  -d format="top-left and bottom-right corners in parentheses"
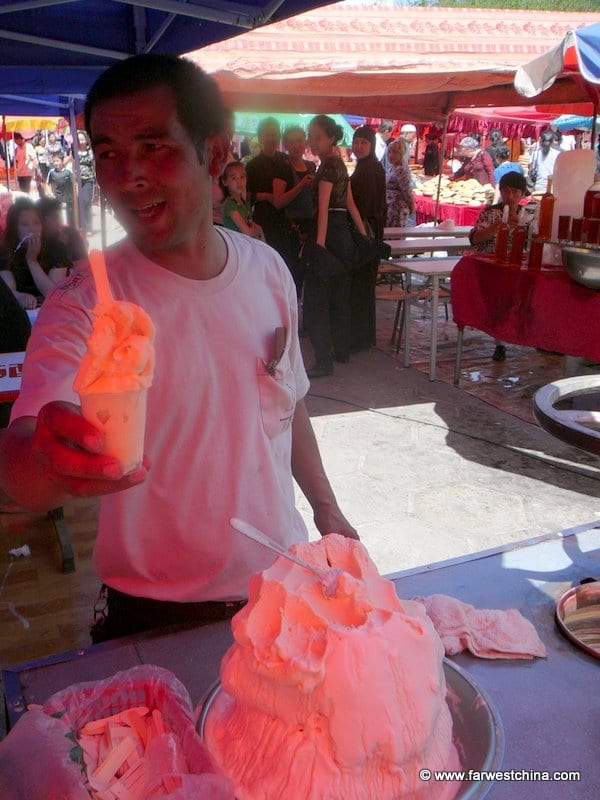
top-left (400, 124), bottom-right (417, 133)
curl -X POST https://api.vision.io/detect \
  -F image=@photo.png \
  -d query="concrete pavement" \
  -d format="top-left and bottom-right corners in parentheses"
top-left (298, 346), bottom-right (600, 576)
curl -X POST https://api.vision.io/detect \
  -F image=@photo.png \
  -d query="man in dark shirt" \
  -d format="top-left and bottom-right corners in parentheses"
top-left (245, 117), bottom-right (299, 275)
top-left (47, 154), bottom-right (75, 225)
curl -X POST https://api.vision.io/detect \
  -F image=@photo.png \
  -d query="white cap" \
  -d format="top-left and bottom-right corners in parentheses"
top-left (401, 124), bottom-right (417, 133)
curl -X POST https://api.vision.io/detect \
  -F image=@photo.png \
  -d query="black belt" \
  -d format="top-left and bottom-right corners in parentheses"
top-left (106, 585), bottom-right (247, 624)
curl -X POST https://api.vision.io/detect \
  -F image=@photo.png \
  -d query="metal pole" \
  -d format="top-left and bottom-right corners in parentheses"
top-left (591, 105), bottom-right (598, 151)
top-left (68, 97), bottom-right (83, 231)
top-left (434, 113), bottom-right (450, 224)
top-left (1, 115), bottom-right (8, 191)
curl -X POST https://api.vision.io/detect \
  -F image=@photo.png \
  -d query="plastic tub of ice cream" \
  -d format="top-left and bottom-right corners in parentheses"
top-left (198, 658), bottom-right (504, 800)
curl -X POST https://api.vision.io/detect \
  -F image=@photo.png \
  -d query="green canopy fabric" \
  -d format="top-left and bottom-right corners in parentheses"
top-left (233, 111), bottom-right (356, 147)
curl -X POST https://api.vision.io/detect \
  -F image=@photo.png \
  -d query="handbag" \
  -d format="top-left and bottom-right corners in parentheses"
top-left (299, 239), bottom-right (348, 280)
top-left (349, 223), bottom-right (391, 272)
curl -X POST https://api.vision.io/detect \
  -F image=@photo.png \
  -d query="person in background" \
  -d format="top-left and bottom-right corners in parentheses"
top-left (349, 125), bottom-right (386, 352)
top-left (468, 171), bottom-right (530, 363)
top-left (46, 153), bottom-right (75, 226)
top-left (44, 131), bottom-right (64, 164)
top-left (423, 134), bottom-right (440, 177)
top-left (273, 126), bottom-right (315, 294)
top-left (38, 196), bottom-right (88, 262)
top-left (452, 136), bottom-right (495, 186)
top-left (529, 130), bottom-right (559, 193)
top-left (75, 131), bottom-right (96, 235)
top-left (0, 197), bottom-right (70, 308)
top-left (13, 133), bottom-right (37, 194)
top-left (385, 138), bottom-right (415, 228)
top-left (211, 109), bottom-right (236, 226)
top-left (485, 129), bottom-right (504, 168)
top-left (375, 120), bottom-right (393, 162)
top-left (246, 117), bottom-right (300, 278)
top-left (493, 145), bottom-right (524, 184)
top-left (220, 160), bottom-right (262, 239)
top-left (239, 136), bottom-right (251, 159)
top-left (33, 134), bottom-right (49, 197)
top-left (303, 114), bottom-right (367, 378)
top-left (399, 124), bottom-right (417, 165)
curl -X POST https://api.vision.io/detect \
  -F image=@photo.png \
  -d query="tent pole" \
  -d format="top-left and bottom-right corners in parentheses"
top-left (591, 104), bottom-right (598, 151)
top-left (434, 112), bottom-right (450, 224)
top-left (1, 115), bottom-right (8, 191)
top-left (68, 97), bottom-right (83, 231)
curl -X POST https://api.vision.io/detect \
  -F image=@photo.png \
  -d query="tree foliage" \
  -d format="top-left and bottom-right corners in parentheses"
top-left (434, 0), bottom-right (597, 9)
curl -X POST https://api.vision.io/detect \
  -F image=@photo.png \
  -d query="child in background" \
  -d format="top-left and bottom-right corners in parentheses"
top-left (220, 161), bottom-right (263, 239)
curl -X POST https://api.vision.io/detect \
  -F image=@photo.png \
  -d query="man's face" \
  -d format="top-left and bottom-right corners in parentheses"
top-left (90, 84), bottom-right (213, 259)
top-left (403, 131), bottom-right (416, 143)
top-left (53, 156), bottom-right (64, 170)
top-left (380, 129), bottom-right (392, 143)
top-left (540, 134), bottom-right (554, 153)
top-left (258, 124), bottom-right (280, 157)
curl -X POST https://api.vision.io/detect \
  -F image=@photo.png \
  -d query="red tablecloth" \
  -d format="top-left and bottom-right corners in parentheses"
top-left (415, 196), bottom-right (484, 227)
top-left (451, 255), bottom-right (600, 363)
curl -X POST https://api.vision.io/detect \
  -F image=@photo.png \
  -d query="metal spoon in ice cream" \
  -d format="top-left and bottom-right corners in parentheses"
top-left (230, 517), bottom-right (342, 596)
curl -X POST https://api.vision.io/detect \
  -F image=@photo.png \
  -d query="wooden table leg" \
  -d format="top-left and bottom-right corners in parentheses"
top-left (47, 507), bottom-right (75, 574)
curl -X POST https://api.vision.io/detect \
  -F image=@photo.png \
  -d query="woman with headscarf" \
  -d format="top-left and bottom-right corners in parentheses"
top-left (386, 138), bottom-right (415, 228)
top-left (349, 125), bottom-right (386, 352)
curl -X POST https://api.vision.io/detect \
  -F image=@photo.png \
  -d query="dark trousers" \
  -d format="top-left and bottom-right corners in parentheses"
top-left (17, 176), bottom-right (32, 192)
top-left (80, 180), bottom-right (94, 233)
top-left (350, 258), bottom-right (378, 351)
top-left (303, 211), bottom-right (354, 365)
top-left (90, 585), bottom-right (246, 643)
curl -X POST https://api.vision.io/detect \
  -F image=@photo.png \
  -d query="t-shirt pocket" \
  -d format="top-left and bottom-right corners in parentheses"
top-left (257, 354), bottom-right (297, 439)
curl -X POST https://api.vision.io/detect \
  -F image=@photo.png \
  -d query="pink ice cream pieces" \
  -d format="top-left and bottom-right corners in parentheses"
top-left (74, 300), bottom-right (155, 395)
top-left (205, 535), bottom-right (460, 800)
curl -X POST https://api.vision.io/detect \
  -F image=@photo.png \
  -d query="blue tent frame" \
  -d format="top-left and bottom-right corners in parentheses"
top-left (0, 0), bottom-right (335, 96)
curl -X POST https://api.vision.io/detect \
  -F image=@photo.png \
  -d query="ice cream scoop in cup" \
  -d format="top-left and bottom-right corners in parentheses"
top-left (74, 250), bottom-right (155, 475)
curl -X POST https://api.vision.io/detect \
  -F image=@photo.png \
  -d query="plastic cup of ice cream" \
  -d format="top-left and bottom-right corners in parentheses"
top-left (80, 388), bottom-right (148, 475)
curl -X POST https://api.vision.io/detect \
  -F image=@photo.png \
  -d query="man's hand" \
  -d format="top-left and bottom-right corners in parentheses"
top-left (32, 400), bottom-right (148, 498)
top-left (314, 504), bottom-right (359, 540)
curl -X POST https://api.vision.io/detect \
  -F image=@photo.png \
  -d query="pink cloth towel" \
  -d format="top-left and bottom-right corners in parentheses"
top-left (414, 593), bottom-right (547, 660)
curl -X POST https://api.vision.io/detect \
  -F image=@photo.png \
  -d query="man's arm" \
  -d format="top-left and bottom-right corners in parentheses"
top-left (291, 399), bottom-right (358, 539)
top-left (0, 403), bottom-right (147, 512)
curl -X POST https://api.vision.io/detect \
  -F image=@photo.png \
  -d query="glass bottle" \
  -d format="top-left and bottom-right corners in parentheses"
top-left (537, 177), bottom-right (555, 240)
top-left (509, 225), bottom-right (526, 267)
top-left (528, 240), bottom-right (544, 271)
top-left (583, 176), bottom-right (600, 219)
top-left (494, 205), bottom-right (509, 264)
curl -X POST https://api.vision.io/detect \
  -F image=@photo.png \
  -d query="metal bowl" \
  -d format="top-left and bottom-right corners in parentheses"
top-left (562, 246), bottom-right (600, 289)
top-left (198, 659), bottom-right (504, 800)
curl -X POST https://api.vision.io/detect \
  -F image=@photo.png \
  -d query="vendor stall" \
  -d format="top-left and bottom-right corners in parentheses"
top-left (415, 196), bottom-right (485, 227)
top-left (451, 254), bottom-right (600, 385)
top-left (3, 522), bottom-right (598, 799)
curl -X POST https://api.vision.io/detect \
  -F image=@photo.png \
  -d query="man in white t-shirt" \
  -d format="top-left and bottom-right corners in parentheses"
top-left (530, 130), bottom-right (559, 193)
top-left (0, 55), bottom-right (357, 642)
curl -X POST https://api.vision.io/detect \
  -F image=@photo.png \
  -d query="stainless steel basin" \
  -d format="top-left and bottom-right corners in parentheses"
top-left (562, 246), bottom-right (600, 289)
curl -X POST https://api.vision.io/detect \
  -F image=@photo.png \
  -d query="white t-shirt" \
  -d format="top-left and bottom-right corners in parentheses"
top-left (532, 148), bottom-right (559, 192)
top-left (11, 229), bottom-right (310, 602)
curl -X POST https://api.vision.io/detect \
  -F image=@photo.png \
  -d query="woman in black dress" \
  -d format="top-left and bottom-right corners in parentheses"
top-left (303, 115), bottom-right (367, 378)
top-left (349, 125), bottom-right (386, 352)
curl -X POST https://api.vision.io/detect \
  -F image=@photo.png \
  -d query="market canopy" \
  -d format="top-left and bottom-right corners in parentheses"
top-left (191, 4), bottom-right (596, 122)
top-left (0, 0), bottom-right (338, 97)
top-left (448, 102), bottom-right (595, 139)
top-left (515, 20), bottom-right (600, 104)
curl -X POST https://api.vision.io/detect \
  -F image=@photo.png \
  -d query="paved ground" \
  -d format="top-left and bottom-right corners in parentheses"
top-left (89, 206), bottom-right (600, 577)
top-left (299, 345), bottom-right (600, 576)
